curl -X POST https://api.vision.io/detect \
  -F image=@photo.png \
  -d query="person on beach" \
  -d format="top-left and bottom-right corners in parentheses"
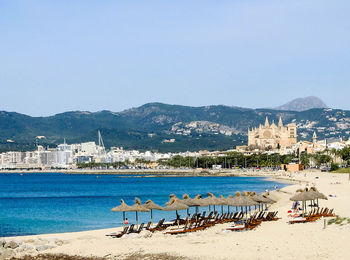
top-left (124, 218), bottom-right (129, 225)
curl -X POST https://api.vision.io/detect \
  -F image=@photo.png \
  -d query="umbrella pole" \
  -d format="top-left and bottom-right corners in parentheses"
top-left (214, 205), bottom-right (216, 213)
top-left (136, 211), bottom-right (138, 229)
top-left (123, 211), bottom-right (125, 228)
top-left (221, 205), bottom-right (223, 215)
top-left (151, 209), bottom-right (153, 225)
top-left (187, 208), bottom-right (189, 217)
top-left (176, 210), bottom-right (179, 228)
top-left (228, 206), bottom-right (230, 213)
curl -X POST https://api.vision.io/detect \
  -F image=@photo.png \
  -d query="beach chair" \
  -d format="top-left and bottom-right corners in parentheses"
top-left (130, 223), bottom-right (144, 233)
top-left (227, 217), bottom-right (254, 231)
top-left (289, 217), bottom-right (309, 224)
top-left (127, 224), bottom-right (135, 234)
top-left (223, 212), bottom-right (234, 223)
top-left (166, 220), bottom-right (192, 235)
top-left (205, 212), bottom-right (213, 220)
top-left (144, 222), bottom-right (151, 230)
top-left (106, 226), bottom-right (129, 238)
top-left (230, 212), bottom-right (238, 221)
top-left (216, 214), bottom-right (225, 224)
top-left (267, 211), bottom-right (280, 221)
top-left (189, 219), bottom-right (207, 232)
top-left (325, 208), bottom-right (335, 217)
top-left (149, 218), bottom-right (166, 232)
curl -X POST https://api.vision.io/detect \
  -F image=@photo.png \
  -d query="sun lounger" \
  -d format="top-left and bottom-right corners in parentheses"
top-left (144, 222), bottom-right (151, 230)
top-left (166, 219), bottom-right (208, 235)
top-left (126, 224), bottom-right (135, 234)
top-left (129, 223), bottom-right (144, 234)
top-left (289, 217), bottom-right (308, 224)
top-left (106, 226), bottom-right (129, 238)
top-left (227, 223), bottom-right (247, 231)
top-left (324, 208), bottom-right (335, 217)
top-left (149, 218), bottom-right (166, 232)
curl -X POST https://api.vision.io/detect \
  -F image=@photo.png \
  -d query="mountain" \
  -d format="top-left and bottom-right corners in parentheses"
top-left (275, 96), bottom-right (328, 112)
top-left (0, 103), bottom-right (349, 152)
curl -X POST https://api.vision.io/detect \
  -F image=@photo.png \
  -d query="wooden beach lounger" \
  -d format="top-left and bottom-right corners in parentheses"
top-left (149, 218), bottom-right (166, 232)
top-left (126, 224), bottom-right (135, 234)
top-left (106, 226), bottom-right (129, 238)
top-left (129, 223), bottom-right (144, 234)
top-left (144, 222), bottom-right (151, 230)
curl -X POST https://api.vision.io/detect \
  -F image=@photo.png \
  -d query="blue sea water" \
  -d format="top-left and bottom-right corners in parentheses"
top-left (0, 173), bottom-right (287, 237)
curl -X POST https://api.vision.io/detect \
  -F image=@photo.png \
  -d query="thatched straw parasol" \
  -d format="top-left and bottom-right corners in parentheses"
top-left (225, 195), bottom-right (234, 212)
top-left (181, 194), bottom-right (205, 215)
top-left (250, 192), bottom-right (269, 203)
top-left (219, 195), bottom-right (230, 214)
top-left (163, 198), bottom-right (189, 227)
top-left (290, 188), bottom-right (314, 216)
top-left (202, 192), bottom-right (223, 212)
top-left (129, 198), bottom-right (150, 228)
top-left (262, 191), bottom-right (279, 203)
top-left (309, 187), bottom-right (328, 200)
top-left (111, 199), bottom-right (134, 227)
top-left (163, 198), bottom-right (189, 212)
top-left (229, 192), bottom-right (249, 207)
top-left (243, 191), bottom-right (260, 215)
top-left (249, 191), bottom-right (273, 211)
top-left (165, 194), bottom-right (178, 205)
top-left (143, 199), bottom-right (163, 224)
top-left (290, 189), bottom-right (314, 201)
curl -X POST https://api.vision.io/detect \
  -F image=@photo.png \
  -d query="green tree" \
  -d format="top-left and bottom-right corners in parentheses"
top-left (340, 147), bottom-right (350, 165)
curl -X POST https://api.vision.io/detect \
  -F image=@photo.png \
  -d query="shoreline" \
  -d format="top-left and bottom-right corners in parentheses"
top-left (0, 168), bottom-right (305, 181)
top-left (0, 168), bottom-right (287, 176)
top-left (1, 170), bottom-right (350, 259)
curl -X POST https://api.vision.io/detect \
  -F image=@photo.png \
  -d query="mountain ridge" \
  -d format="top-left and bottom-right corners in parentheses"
top-left (0, 102), bottom-right (349, 152)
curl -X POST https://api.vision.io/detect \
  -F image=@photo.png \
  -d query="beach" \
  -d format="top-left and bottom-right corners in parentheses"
top-left (1, 170), bottom-right (350, 260)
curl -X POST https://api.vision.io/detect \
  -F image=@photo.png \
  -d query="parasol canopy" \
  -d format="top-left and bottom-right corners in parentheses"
top-left (111, 199), bottom-right (134, 227)
top-left (143, 199), bottom-right (163, 224)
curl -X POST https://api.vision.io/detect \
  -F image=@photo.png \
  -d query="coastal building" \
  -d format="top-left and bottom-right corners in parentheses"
top-left (248, 117), bottom-right (297, 149)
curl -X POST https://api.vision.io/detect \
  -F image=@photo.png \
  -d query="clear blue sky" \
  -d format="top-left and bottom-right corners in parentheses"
top-left (1, 0), bottom-right (349, 116)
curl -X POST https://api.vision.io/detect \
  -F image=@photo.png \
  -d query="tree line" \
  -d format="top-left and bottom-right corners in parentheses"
top-left (76, 146), bottom-right (350, 170)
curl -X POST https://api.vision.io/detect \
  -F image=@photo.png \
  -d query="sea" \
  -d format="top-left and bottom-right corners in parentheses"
top-left (0, 173), bottom-right (287, 237)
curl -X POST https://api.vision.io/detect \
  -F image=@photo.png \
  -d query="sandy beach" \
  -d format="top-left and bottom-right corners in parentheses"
top-left (1, 170), bottom-right (350, 260)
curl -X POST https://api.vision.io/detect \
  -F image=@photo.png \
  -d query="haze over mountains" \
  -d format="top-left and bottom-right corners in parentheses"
top-left (0, 97), bottom-right (348, 152)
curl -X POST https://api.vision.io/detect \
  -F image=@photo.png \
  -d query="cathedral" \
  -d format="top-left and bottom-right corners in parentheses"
top-left (248, 117), bottom-right (297, 149)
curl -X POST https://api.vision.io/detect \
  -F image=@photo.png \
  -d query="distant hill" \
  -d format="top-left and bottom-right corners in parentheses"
top-left (275, 96), bottom-right (328, 112)
top-left (0, 103), bottom-right (349, 152)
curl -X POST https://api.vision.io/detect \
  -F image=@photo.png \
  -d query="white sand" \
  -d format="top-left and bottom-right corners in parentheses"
top-left (3, 171), bottom-right (350, 259)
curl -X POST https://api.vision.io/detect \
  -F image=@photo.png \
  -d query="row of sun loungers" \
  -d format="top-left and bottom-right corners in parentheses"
top-left (107, 210), bottom-right (280, 238)
top-left (226, 211), bottom-right (280, 231)
top-left (289, 207), bottom-right (335, 224)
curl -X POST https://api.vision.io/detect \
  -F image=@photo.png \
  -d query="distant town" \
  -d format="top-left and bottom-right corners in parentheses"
top-left (1, 117), bottom-right (349, 171)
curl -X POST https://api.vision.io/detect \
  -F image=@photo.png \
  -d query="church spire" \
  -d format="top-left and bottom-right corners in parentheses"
top-left (313, 131), bottom-right (317, 144)
top-left (278, 116), bottom-right (283, 127)
top-left (264, 116), bottom-right (269, 127)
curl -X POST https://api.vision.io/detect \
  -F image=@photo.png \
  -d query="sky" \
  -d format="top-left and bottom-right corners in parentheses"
top-left (0, 0), bottom-right (349, 116)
